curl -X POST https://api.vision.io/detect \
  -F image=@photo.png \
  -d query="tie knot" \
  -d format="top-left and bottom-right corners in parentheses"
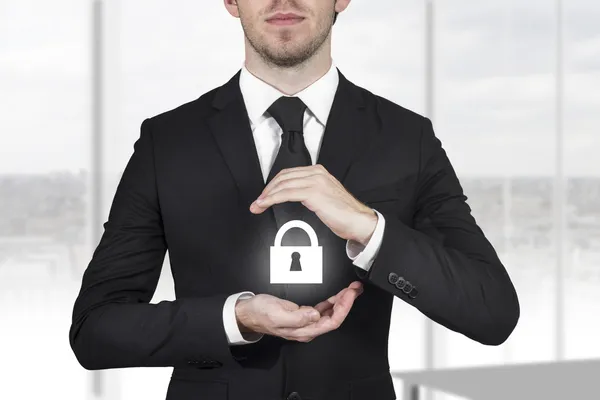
top-left (267, 96), bottom-right (307, 133)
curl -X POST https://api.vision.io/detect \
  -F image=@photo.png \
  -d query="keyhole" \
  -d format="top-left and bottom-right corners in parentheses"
top-left (290, 251), bottom-right (302, 272)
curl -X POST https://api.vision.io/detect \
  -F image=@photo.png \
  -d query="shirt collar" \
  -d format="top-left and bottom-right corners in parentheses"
top-left (239, 60), bottom-right (339, 128)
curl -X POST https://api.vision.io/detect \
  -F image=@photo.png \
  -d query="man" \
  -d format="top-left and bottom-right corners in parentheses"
top-left (69, 1), bottom-right (520, 399)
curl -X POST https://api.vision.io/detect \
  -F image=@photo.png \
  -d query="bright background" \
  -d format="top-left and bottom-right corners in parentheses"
top-left (1, 0), bottom-right (599, 399)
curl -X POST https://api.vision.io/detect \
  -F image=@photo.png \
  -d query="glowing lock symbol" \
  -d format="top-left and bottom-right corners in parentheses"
top-left (270, 220), bottom-right (323, 284)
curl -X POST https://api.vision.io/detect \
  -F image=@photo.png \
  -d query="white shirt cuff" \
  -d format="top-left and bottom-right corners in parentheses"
top-left (346, 208), bottom-right (386, 272)
top-left (223, 291), bottom-right (264, 345)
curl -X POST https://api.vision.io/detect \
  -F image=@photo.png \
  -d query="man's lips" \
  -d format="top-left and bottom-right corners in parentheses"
top-left (267, 13), bottom-right (305, 25)
top-left (267, 12), bottom-right (303, 20)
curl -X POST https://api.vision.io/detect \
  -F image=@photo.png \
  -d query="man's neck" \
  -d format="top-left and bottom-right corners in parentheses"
top-left (244, 43), bottom-right (332, 96)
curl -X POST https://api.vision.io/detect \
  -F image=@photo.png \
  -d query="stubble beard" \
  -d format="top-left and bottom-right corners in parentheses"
top-left (242, 16), bottom-right (332, 68)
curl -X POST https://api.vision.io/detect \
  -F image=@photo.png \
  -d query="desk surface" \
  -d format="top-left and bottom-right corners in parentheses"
top-left (392, 359), bottom-right (600, 400)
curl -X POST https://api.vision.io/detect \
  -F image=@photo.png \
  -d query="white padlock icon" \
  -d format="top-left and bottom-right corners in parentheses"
top-left (270, 220), bottom-right (323, 284)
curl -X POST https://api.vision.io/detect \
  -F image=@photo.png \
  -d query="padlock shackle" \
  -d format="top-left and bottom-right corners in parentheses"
top-left (274, 220), bottom-right (319, 247)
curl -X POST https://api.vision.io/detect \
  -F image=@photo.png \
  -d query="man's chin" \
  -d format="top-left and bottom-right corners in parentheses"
top-left (262, 50), bottom-right (307, 66)
top-left (269, 57), bottom-right (308, 68)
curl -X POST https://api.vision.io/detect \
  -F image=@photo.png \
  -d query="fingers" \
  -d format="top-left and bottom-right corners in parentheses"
top-left (272, 306), bottom-right (320, 329)
top-left (268, 282), bottom-right (365, 343)
top-left (279, 299), bottom-right (301, 311)
top-left (261, 176), bottom-right (318, 200)
top-left (251, 165), bottom-right (332, 213)
top-left (252, 187), bottom-right (311, 211)
top-left (311, 283), bottom-right (363, 316)
top-left (329, 288), bottom-right (360, 327)
top-left (348, 281), bottom-right (363, 290)
top-left (260, 165), bottom-right (327, 198)
top-left (281, 287), bottom-right (363, 340)
top-left (313, 295), bottom-right (336, 314)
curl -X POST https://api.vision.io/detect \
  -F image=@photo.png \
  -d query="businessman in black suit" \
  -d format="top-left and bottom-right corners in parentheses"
top-left (69, 0), bottom-right (520, 399)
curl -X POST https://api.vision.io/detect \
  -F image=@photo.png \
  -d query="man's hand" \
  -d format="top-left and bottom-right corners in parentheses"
top-left (235, 281), bottom-right (364, 342)
top-left (249, 165), bottom-right (378, 246)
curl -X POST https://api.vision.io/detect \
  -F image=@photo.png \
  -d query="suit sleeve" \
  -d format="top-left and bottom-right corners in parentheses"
top-left (355, 117), bottom-right (520, 346)
top-left (69, 118), bottom-right (238, 370)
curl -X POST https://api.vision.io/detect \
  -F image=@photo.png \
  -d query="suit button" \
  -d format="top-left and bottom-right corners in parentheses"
top-left (187, 360), bottom-right (199, 365)
top-left (409, 287), bottom-right (419, 299)
top-left (402, 282), bottom-right (413, 294)
top-left (388, 272), bottom-right (399, 285)
top-left (287, 392), bottom-right (302, 400)
top-left (395, 277), bottom-right (406, 290)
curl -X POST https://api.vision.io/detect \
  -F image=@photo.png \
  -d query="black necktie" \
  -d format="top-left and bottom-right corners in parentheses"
top-left (266, 96), bottom-right (312, 244)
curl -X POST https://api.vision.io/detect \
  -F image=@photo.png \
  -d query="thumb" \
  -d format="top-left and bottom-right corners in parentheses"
top-left (278, 307), bottom-right (321, 328)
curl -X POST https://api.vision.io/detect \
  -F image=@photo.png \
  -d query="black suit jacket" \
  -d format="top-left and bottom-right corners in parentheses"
top-left (69, 68), bottom-right (520, 400)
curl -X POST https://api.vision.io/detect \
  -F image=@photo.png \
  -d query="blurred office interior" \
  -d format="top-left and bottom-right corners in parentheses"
top-left (1, 0), bottom-right (599, 399)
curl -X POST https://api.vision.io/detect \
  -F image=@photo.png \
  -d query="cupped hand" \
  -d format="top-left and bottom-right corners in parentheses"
top-left (277, 281), bottom-right (364, 342)
top-left (235, 281), bottom-right (364, 343)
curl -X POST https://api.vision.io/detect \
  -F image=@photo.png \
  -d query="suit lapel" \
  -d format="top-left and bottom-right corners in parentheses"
top-left (316, 68), bottom-right (370, 186)
top-left (208, 70), bottom-right (266, 214)
top-left (206, 71), bottom-right (277, 255)
top-left (207, 67), bottom-right (374, 240)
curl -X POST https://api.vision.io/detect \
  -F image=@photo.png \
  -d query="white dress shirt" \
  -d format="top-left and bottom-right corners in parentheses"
top-left (222, 60), bottom-right (387, 345)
